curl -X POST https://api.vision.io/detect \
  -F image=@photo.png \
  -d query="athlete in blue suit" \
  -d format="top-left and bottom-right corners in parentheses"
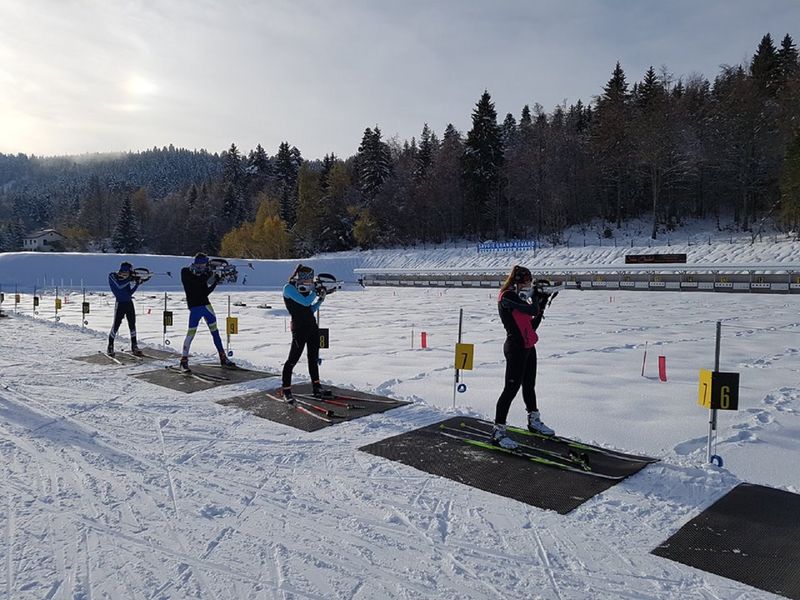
top-left (107, 262), bottom-right (144, 356)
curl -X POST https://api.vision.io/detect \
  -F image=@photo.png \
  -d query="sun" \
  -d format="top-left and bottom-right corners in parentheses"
top-left (125, 75), bottom-right (158, 96)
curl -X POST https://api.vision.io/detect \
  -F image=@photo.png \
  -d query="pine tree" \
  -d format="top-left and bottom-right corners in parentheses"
top-left (593, 62), bottom-right (632, 226)
top-left (222, 143), bottom-right (243, 188)
top-left (320, 153), bottom-right (337, 192)
top-left (111, 195), bottom-right (141, 253)
top-left (501, 113), bottom-right (518, 148)
top-left (462, 91), bottom-right (504, 237)
top-left (247, 143), bottom-right (271, 178)
top-left (751, 33), bottom-right (780, 95)
top-left (777, 34), bottom-right (799, 85)
top-left (779, 129), bottom-right (800, 236)
top-left (274, 142), bottom-right (302, 227)
top-left (356, 126), bottom-right (392, 201)
top-left (414, 124), bottom-right (434, 182)
top-left (294, 163), bottom-right (325, 253)
top-left (519, 105), bottom-right (533, 132)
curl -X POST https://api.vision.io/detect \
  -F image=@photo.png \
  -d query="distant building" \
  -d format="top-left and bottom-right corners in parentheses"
top-left (22, 229), bottom-right (66, 251)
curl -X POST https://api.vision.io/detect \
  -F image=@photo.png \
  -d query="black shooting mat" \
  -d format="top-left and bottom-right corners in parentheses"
top-left (217, 383), bottom-right (411, 432)
top-left (359, 416), bottom-right (656, 515)
top-left (132, 363), bottom-right (277, 393)
top-left (72, 347), bottom-right (179, 367)
top-left (652, 483), bottom-right (800, 599)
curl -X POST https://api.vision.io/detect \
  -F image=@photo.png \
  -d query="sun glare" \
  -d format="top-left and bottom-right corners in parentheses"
top-left (125, 75), bottom-right (158, 96)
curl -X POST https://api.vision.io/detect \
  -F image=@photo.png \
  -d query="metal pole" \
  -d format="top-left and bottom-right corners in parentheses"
top-left (227, 295), bottom-right (231, 354)
top-left (707, 321), bottom-right (721, 463)
top-left (453, 308), bottom-right (463, 408)
top-left (163, 292), bottom-right (168, 344)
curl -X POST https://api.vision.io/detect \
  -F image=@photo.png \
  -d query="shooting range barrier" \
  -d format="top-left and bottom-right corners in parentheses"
top-left (218, 383), bottom-right (411, 432)
top-left (359, 416), bottom-right (656, 514)
top-left (356, 262), bottom-right (800, 294)
top-left (652, 483), bottom-right (800, 600)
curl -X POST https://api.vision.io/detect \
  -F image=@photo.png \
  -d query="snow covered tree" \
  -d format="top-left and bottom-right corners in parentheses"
top-left (357, 126), bottom-right (392, 201)
top-left (111, 195), bottom-right (141, 253)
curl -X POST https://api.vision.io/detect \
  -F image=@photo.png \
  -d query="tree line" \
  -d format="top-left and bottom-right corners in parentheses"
top-left (1, 32), bottom-right (799, 257)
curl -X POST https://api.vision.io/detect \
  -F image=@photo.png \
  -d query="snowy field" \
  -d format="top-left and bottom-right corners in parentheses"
top-left (1, 264), bottom-right (799, 598)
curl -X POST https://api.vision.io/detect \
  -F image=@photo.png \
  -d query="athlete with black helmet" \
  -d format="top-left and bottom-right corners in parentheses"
top-left (280, 263), bottom-right (331, 402)
top-left (107, 261), bottom-right (144, 357)
top-left (178, 252), bottom-right (236, 372)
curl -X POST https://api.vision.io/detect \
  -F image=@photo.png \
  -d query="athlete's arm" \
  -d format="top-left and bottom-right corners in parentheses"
top-left (283, 284), bottom-right (318, 307)
top-left (499, 291), bottom-right (539, 316)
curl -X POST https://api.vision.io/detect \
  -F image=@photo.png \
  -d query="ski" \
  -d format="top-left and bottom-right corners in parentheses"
top-left (441, 425), bottom-right (586, 469)
top-left (203, 363), bottom-right (246, 371)
top-left (439, 428), bottom-right (625, 480)
top-left (473, 417), bottom-right (654, 463)
top-left (118, 350), bottom-right (144, 361)
top-left (456, 422), bottom-right (591, 470)
top-left (165, 365), bottom-right (228, 384)
top-left (330, 393), bottom-right (399, 405)
top-left (294, 393), bottom-right (364, 410)
top-left (264, 392), bottom-right (335, 423)
top-left (97, 351), bottom-right (123, 365)
top-left (500, 423), bottom-right (656, 464)
top-left (292, 397), bottom-right (346, 418)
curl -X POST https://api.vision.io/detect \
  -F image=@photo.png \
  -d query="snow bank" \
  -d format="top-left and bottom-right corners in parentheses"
top-left (0, 252), bottom-right (365, 291)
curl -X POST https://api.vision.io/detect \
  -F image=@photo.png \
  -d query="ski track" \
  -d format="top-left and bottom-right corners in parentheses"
top-left (1, 287), bottom-right (798, 598)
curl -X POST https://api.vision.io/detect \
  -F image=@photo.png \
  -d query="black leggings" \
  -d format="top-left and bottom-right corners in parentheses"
top-left (109, 301), bottom-right (137, 343)
top-left (282, 330), bottom-right (320, 388)
top-left (494, 340), bottom-right (537, 424)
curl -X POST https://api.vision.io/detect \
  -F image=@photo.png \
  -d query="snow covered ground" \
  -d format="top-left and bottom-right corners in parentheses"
top-left (1, 236), bottom-right (799, 599)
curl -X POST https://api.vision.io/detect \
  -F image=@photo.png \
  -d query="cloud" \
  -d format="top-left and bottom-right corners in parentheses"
top-left (1, 0), bottom-right (799, 158)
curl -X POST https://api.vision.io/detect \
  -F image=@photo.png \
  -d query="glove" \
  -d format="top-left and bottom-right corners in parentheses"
top-left (317, 286), bottom-right (327, 300)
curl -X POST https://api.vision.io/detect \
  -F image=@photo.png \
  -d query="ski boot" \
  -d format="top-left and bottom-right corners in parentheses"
top-left (179, 357), bottom-right (191, 373)
top-left (219, 351), bottom-right (237, 369)
top-left (527, 410), bottom-right (554, 436)
top-left (312, 381), bottom-right (333, 399)
top-left (106, 339), bottom-right (115, 357)
top-left (281, 387), bottom-right (295, 405)
top-left (130, 336), bottom-right (144, 357)
top-left (490, 424), bottom-right (519, 450)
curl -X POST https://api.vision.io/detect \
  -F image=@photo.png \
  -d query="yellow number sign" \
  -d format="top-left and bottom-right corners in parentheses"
top-left (226, 316), bottom-right (239, 335)
top-left (698, 369), bottom-right (739, 410)
top-left (55, 298), bottom-right (62, 310)
top-left (454, 343), bottom-right (475, 370)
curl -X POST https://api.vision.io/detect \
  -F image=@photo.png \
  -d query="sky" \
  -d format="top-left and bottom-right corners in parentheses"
top-left (1, 0), bottom-right (799, 161)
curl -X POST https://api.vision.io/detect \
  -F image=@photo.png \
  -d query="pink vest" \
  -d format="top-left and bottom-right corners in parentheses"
top-left (499, 290), bottom-right (538, 348)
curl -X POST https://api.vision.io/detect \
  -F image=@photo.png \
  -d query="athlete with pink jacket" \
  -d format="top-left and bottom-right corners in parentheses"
top-left (492, 265), bottom-right (554, 449)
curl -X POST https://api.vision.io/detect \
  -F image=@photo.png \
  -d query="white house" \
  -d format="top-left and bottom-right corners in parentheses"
top-left (22, 229), bottom-right (66, 251)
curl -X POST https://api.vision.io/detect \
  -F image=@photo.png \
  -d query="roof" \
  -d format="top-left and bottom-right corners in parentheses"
top-left (24, 229), bottom-right (65, 240)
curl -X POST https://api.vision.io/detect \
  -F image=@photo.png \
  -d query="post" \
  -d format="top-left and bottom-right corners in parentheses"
top-left (453, 307), bottom-right (463, 408)
top-left (227, 294), bottom-right (231, 354)
top-left (163, 292), bottom-right (168, 344)
top-left (706, 321), bottom-right (721, 464)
